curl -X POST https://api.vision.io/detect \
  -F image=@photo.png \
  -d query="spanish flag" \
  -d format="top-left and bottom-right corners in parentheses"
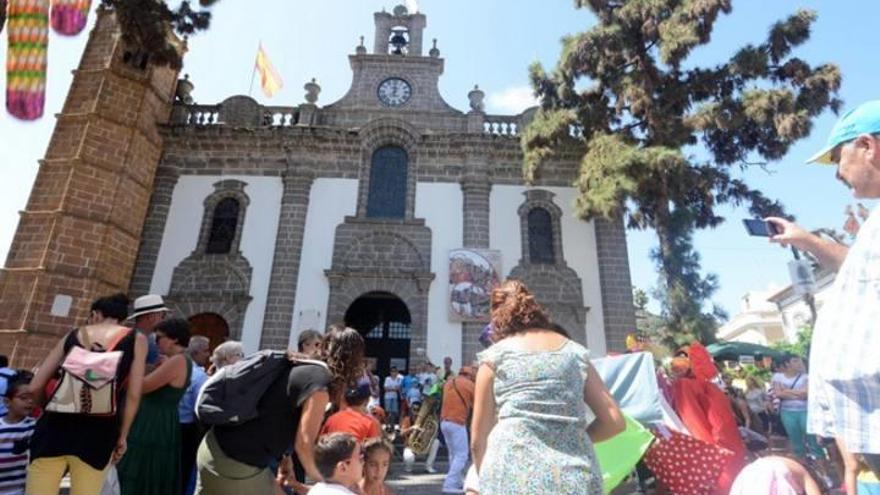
top-left (254, 43), bottom-right (283, 98)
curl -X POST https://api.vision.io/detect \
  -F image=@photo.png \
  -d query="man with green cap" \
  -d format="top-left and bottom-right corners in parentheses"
top-left (766, 100), bottom-right (880, 489)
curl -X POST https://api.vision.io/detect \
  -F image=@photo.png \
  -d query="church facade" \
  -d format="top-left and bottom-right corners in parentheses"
top-left (0, 5), bottom-right (635, 372)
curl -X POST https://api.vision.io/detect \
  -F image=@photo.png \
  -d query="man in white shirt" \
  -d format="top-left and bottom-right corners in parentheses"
top-left (768, 100), bottom-right (880, 483)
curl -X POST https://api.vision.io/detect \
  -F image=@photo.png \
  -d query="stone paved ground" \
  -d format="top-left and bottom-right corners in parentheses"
top-left (386, 462), bottom-right (446, 494)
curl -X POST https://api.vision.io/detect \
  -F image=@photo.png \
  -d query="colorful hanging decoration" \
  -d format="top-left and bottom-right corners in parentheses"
top-left (5, 0), bottom-right (92, 120)
top-left (1, 0), bottom-right (8, 34)
top-left (50, 0), bottom-right (89, 35)
top-left (6, 0), bottom-right (49, 120)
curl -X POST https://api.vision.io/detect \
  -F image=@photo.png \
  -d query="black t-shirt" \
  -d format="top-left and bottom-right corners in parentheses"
top-left (213, 362), bottom-right (332, 468)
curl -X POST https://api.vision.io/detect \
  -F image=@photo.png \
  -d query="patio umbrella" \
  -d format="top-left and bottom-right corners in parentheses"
top-left (706, 341), bottom-right (787, 362)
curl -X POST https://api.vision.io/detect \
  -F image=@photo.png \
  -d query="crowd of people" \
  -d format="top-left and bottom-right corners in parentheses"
top-left (1, 99), bottom-right (880, 494)
top-left (0, 280), bottom-right (617, 495)
top-left (0, 280), bottom-right (875, 495)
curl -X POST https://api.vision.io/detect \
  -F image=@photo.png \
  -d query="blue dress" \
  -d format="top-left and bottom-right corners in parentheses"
top-left (477, 339), bottom-right (603, 495)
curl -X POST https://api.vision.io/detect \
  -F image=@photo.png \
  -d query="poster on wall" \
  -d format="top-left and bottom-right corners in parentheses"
top-left (448, 248), bottom-right (502, 321)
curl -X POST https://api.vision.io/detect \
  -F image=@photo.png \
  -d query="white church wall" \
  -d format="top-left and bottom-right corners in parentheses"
top-left (490, 186), bottom-right (607, 355)
top-left (288, 178), bottom-right (360, 348)
top-left (415, 182), bottom-right (464, 367)
top-left (150, 175), bottom-right (283, 354)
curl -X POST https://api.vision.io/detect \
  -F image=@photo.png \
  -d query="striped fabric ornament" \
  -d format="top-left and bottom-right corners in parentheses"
top-left (6, 0), bottom-right (49, 120)
top-left (1, 0), bottom-right (7, 34)
top-left (50, 0), bottom-right (89, 35)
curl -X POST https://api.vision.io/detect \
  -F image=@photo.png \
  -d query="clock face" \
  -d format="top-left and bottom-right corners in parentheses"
top-left (377, 78), bottom-right (412, 107)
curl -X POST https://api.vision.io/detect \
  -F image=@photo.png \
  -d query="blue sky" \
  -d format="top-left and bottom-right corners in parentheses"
top-left (0, 1), bottom-right (876, 319)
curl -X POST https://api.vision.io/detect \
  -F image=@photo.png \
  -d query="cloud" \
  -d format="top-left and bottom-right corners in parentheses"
top-left (486, 85), bottom-right (539, 114)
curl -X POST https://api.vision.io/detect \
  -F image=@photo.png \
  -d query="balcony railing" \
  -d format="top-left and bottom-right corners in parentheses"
top-left (483, 115), bottom-right (519, 136)
top-left (170, 101), bottom-right (300, 127)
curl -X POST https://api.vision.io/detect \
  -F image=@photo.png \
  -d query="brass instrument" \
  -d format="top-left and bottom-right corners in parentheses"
top-left (405, 394), bottom-right (440, 455)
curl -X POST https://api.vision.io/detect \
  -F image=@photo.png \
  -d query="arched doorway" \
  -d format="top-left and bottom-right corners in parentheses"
top-left (188, 313), bottom-right (230, 352)
top-left (344, 291), bottom-right (411, 378)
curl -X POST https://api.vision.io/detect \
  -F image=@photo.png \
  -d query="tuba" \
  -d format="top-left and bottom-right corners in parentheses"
top-left (405, 394), bottom-right (440, 455)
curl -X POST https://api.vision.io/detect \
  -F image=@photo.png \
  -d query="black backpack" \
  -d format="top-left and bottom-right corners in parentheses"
top-left (196, 350), bottom-right (327, 426)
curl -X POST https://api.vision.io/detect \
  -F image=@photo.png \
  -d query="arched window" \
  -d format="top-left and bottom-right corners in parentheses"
top-left (528, 207), bottom-right (555, 264)
top-left (366, 146), bottom-right (408, 218)
top-left (205, 198), bottom-right (240, 254)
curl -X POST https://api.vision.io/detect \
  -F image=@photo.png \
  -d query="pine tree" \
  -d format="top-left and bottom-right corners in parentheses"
top-left (99, 0), bottom-right (221, 68)
top-left (524, 1), bottom-right (840, 345)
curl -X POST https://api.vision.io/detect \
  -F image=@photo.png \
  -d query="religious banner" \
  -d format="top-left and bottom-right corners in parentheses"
top-left (448, 248), bottom-right (502, 321)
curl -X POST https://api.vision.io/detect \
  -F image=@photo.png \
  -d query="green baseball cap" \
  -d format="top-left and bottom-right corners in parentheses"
top-left (808, 100), bottom-right (880, 164)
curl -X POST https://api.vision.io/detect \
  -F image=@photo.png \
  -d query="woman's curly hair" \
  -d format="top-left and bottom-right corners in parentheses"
top-left (320, 325), bottom-right (365, 400)
top-left (490, 280), bottom-right (551, 339)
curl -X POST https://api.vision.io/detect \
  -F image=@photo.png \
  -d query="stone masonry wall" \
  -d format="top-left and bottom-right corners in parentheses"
top-left (132, 122), bottom-right (632, 361)
top-left (0, 9), bottom-right (180, 368)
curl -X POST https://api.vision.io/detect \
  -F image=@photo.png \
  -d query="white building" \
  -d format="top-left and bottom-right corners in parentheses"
top-left (717, 267), bottom-right (836, 345)
top-left (767, 268), bottom-right (836, 342)
top-left (126, 5), bottom-right (636, 376)
top-left (716, 287), bottom-right (785, 345)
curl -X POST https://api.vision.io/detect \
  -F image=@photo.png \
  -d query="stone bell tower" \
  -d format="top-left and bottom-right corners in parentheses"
top-left (0, 7), bottom-right (182, 367)
top-left (373, 5), bottom-right (427, 55)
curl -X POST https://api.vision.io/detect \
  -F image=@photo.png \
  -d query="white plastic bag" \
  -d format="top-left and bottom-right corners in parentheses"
top-left (101, 465), bottom-right (120, 495)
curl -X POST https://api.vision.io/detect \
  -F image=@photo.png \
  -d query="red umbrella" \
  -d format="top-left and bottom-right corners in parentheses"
top-left (644, 427), bottom-right (735, 495)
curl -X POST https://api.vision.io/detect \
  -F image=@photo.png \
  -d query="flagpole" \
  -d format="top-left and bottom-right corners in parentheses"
top-left (249, 41), bottom-right (260, 97)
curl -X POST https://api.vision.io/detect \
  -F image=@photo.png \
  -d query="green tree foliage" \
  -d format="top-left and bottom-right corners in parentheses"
top-left (99, 0), bottom-right (222, 69)
top-left (524, 0), bottom-right (840, 345)
top-left (771, 325), bottom-right (813, 358)
top-left (632, 286), bottom-right (666, 342)
top-left (633, 287), bottom-right (649, 310)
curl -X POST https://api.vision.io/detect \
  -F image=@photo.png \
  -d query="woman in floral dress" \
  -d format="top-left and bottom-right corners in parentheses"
top-left (471, 280), bottom-right (625, 495)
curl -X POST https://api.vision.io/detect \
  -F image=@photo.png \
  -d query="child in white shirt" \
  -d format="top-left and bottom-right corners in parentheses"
top-left (308, 433), bottom-right (364, 495)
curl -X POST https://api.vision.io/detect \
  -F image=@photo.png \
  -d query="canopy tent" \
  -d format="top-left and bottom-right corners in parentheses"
top-left (706, 341), bottom-right (787, 362)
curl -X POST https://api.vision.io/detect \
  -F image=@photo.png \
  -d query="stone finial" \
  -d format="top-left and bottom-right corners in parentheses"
top-left (304, 78), bottom-right (321, 104)
top-left (393, 4), bottom-right (408, 16)
top-left (356, 36), bottom-right (367, 55)
top-left (468, 85), bottom-right (485, 113)
top-left (429, 38), bottom-right (440, 58)
top-left (175, 74), bottom-right (194, 104)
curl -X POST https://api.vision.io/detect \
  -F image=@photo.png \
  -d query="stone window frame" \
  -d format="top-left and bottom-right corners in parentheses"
top-left (196, 179), bottom-right (251, 255)
top-left (365, 146), bottom-right (409, 218)
top-left (356, 119), bottom-right (419, 220)
top-left (527, 207), bottom-right (556, 264)
top-left (517, 189), bottom-right (565, 267)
